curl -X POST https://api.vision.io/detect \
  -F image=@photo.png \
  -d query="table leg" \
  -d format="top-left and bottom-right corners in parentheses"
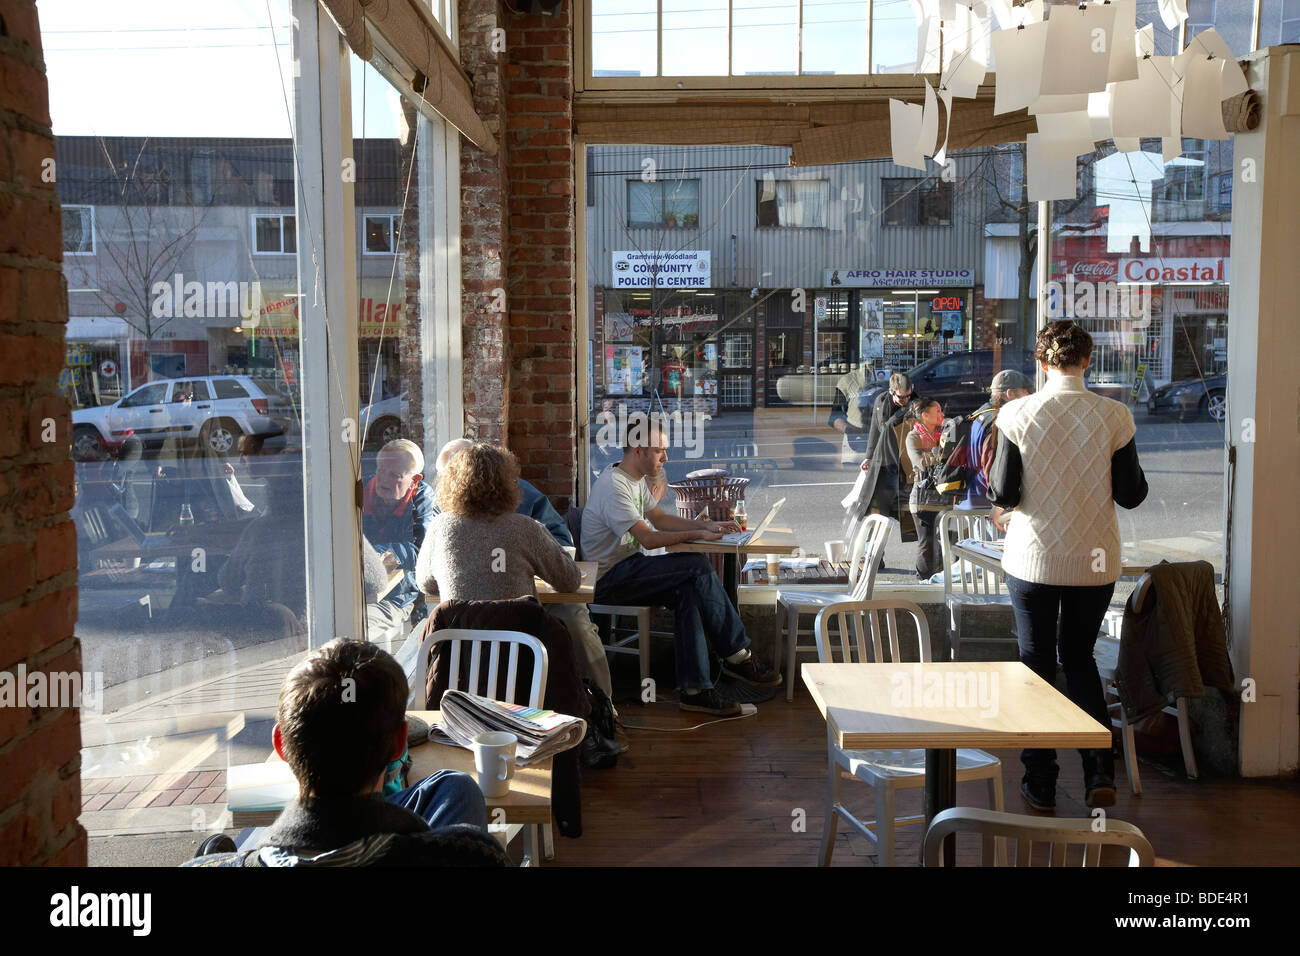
top-left (721, 551), bottom-right (741, 609)
top-left (925, 748), bottom-right (957, 867)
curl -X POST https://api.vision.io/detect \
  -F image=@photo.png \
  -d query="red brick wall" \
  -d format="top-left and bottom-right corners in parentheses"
top-left (458, 0), bottom-right (577, 504)
top-left (460, 0), bottom-right (511, 445)
top-left (501, 2), bottom-right (576, 505)
top-left (0, 0), bottom-right (87, 866)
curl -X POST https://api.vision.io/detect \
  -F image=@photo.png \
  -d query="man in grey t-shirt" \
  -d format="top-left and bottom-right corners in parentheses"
top-left (582, 416), bottom-right (781, 716)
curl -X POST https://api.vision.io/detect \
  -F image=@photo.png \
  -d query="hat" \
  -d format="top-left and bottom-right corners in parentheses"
top-left (991, 369), bottom-right (1033, 393)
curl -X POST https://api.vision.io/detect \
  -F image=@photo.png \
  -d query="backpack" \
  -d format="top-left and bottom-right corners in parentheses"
top-left (933, 407), bottom-right (996, 495)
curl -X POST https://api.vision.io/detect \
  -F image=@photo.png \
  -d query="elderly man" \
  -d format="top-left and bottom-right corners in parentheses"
top-left (582, 415), bottom-right (780, 716)
top-left (364, 439), bottom-right (435, 649)
top-left (958, 369), bottom-right (1033, 511)
top-left (433, 439), bottom-right (616, 702)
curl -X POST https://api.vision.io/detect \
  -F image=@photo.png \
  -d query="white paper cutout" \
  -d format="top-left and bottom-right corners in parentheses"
top-left (919, 79), bottom-right (940, 159)
top-left (933, 84), bottom-right (955, 166)
top-left (1179, 28), bottom-right (1248, 99)
top-left (992, 20), bottom-right (1048, 115)
top-left (1029, 93), bottom-right (1089, 115)
top-left (1157, 0), bottom-right (1188, 31)
top-left (1087, 89), bottom-right (1112, 142)
top-left (1036, 110), bottom-right (1096, 162)
top-left (1162, 136), bottom-right (1181, 162)
top-left (1112, 136), bottom-right (1141, 153)
top-left (1107, 0), bottom-right (1139, 83)
top-left (1038, 4), bottom-right (1117, 96)
top-left (890, 98), bottom-right (927, 170)
top-left (1181, 53), bottom-right (1231, 139)
top-left (909, 0), bottom-right (942, 74)
top-left (941, 6), bottom-right (988, 99)
top-left (1026, 132), bottom-right (1077, 201)
top-left (1135, 22), bottom-right (1155, 58)
top-left (1109, 56), bottom-right (1176, 138)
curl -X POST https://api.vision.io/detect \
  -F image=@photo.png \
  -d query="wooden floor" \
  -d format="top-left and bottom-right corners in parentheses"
top-left (555, 665), bottom-right (1300, 867)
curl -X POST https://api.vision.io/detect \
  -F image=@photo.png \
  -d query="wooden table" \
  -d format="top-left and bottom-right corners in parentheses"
top-left (424, 561), bottom-right (597, 606)
top-left (801, 661), bottom-right (1111, 865)
top-left (667, 530), bottom-right (801, 608)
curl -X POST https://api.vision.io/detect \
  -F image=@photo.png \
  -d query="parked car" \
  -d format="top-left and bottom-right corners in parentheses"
top-left (1147, 373), bottom-right (1227, 421)
top-left (71, 375), bottom-right (285, 460)
top-left (359, 392), bottom-right (407, 450)
top-left (858, 349), bottom-right (1038, 419)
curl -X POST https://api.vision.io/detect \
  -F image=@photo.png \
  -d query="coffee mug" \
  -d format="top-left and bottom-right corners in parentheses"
top-left (561, 545), bottom-right (577, 559)
top-left (471, 730), bottom-right (518, 797)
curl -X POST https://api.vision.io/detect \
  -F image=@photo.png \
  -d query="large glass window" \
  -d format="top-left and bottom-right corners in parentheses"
top-left (628, 179), bottom-right (700, 228)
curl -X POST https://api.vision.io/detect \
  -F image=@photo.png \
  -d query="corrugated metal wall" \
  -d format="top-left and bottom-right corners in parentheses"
top-left (585, 144), bottom-right (990, 290)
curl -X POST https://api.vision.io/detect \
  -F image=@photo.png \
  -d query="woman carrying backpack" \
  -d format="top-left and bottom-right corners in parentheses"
top-left (905, 397), bottom-right (954, 580)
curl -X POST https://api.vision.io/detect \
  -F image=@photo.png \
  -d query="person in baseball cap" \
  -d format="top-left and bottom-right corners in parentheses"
top-left (991, 369), bottom-right (1033, 400)
top-left (956, 369), bottom-right (1034, 511)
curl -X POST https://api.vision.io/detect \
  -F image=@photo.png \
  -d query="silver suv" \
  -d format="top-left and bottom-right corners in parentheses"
top-left (72, 375), bottom-right (286, 460)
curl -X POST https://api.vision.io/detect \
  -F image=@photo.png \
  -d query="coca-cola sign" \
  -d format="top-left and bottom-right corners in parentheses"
top-left (1071, 260), bottom-right (1118, 279)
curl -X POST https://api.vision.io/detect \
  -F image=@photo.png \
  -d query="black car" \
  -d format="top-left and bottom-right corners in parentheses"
top-left (1147, 373), bottom-right (1227, 421)
top-left (859, 349), bottom-right (1037, 419)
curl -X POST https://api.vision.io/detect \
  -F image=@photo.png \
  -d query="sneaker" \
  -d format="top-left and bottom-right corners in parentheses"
top-left (721, 654), bottom-right (782, 688)
top-left (1020, 776), bottom-right (1056, 812)
top-left (679, 688), bottom-right (743, 716)
top-left (1085, 772), bottom-right (1117, 808)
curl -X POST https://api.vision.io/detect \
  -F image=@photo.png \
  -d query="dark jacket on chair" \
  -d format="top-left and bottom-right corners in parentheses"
top-left (1117, 560), bottom-right (1234, 722)
top-left (422, 596), bottom-right (591, 837)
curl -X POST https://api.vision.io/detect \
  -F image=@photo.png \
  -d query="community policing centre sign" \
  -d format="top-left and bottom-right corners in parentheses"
top-left (612, 251), bottom-right (711, 288)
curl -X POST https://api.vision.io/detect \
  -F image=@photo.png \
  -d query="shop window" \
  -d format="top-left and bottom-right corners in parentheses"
top-left (364, 214), bottom-right (400, 254)
top-left (253, 213), bottom-right (297, 254)
top-left (756, 178), bottom-right (829, 227)
top-left (881, 179), bottom-right (952, 227)
top-left (63, 205), bottom-right (95, 254)
top-left (628, 179), bottom-right (700, 228)
top-left (1259, 0), bottom-right (1300, 44)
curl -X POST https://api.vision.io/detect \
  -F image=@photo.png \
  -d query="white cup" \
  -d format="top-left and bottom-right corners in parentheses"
top-left (472, 730), bottom-right (517, 797)
top-left (561, 545), bottom-right (577, 560)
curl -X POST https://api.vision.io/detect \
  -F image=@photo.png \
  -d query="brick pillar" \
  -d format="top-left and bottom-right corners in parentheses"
top-left (460, 0), bottom-right (510, 444)
top-left (0, 0), bottom-right (87, 866)
top-left (502, 2), bottom-right (576, 504)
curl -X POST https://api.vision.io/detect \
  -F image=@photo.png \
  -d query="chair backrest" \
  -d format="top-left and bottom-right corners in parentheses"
top-left (938, 508), bottom-right (1007, 598)
top-left (847, 514), bottom-right (896, 601)
top-left (922, 807), bottom-right (1154, 867)
top-left (566, 506), bottom-right (585, 561)
top-left (814, 600), bottom-right (931, 665)
top-left (413, 628), bottom-right (548, 709)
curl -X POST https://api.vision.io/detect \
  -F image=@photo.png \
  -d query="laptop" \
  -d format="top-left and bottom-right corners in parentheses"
top-left (718, 497), bottom-right (786, 546)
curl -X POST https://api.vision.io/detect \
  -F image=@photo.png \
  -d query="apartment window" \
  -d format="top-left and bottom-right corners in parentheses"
top-left (756, 179), bottom-right (829, 227)
top-left (253, 213), bottom-right (297, 253)
top-left (364, 214), bottom-right (400, 254)
top-left (1161, 140), bottom-right (1208, 203)
top-left (882, 179), bottom-right (953, 226)
top-left (628, 179), bottom-right (700, 228)
top-left (62, 205), bottom-right (94, 254)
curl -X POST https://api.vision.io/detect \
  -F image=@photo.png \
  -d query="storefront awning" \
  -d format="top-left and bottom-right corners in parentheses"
top-left (65, 316), bottom-right (131, 340)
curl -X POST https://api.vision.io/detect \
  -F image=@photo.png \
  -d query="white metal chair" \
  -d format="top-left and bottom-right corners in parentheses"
top-left (411, 627), bottom-right (551, 866)
top-left (777, 514), bottom-right (895, 701)
top-left (1094, 573), bottom-right (1198, 794)
top-left (938, 508), bottom-right (1014, 660)
top-left (813, 600), bottom-right (1004, 867)
top-left (922, 806), bottom-right (1154, 866)
top-left (568, 505), bottom-right (652, 687)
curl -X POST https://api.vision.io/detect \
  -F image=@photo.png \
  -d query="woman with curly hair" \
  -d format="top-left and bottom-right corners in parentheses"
top-left (415, 442), bottom-right (581, 602)
top-left (988, 320), bottom-right (1148, 812)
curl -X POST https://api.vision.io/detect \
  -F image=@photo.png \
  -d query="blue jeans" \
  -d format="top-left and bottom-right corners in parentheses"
top-left (1005, 574), bottom-right (1115, 782)
top-left (595, 552), bottom-right (749, 691)
top-left (387, 769), bottom-right (488, 831)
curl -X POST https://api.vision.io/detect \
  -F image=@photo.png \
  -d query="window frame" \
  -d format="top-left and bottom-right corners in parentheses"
top-left (252, 211), bottom-right (298, 255)
top-left (881, 177), bottom-right (954, 227)
top-left (626, 178), bottom-right (701, 229)
top-left (62, 204), bottom-right (95, 255)
top-left (362, 212), bottom-right (401, 255)
top-left (755, 178), bottom-right (830, 228)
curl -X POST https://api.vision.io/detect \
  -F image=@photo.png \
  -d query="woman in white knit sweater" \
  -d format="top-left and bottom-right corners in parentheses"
top-left (415, 443), bottom-right (581, 604)
top-left (988, 321), bottom-right (1148, 812)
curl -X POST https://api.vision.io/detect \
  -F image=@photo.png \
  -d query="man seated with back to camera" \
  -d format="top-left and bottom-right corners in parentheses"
top-left (187, 638), bottom-right (504, 866)
top-left (582, 413), bottom-right (781, 716)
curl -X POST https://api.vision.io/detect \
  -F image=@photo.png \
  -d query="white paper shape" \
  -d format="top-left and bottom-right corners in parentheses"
top-left (1163, 136), bottom-right (1181, 162)
top-left (986, 0), bottom-right (1014, 30)
top-left (1112, 136), bottom-right (1141, 153)
top-left (1029, 93), bottom-right (1089, 115)
top-left (1026, 132), bottom-right (1077, 201)
top-left (1179, 28), bottom-right (1248, 99)
top-left (1039, 4), bottom-right (1117, 96)
top-left (1181, 53), bottom-right (1231, 139)
top-left (1158, 0), bottom-right (1188, 31)
top-left (934, 84), bottom-right (955, 166)
top-left (941, 7), bottom-right (988, 99)
top-left (1136, 23), bottom-right (1155, 58)
top-left (1109, 56), bottom-right (1175, 138)
top-left (939, 0), bottom-right (956, 19)
top-left (1094, 150), bottom-right (1164, 253)
top-left (1037, 111), bottom-right (1096, 162)
top-left (1107, 0), bottom-right (1139, 83)
top-left (992, 21), bottom-right (1048, 115)
top-left (909, 0), bottom-right (942, 74)
top-left (1087, 89), bottom-right (1112, 142)
top-left (890, 98), bottom-right (927, 171)
top-left (919, 80), bottom-right (940, 159)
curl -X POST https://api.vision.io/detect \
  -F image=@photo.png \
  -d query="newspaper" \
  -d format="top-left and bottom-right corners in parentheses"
top-left (956, 537), bottom-right (1005, 562)
top-left (437, 690), bottom-right (586, 767)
